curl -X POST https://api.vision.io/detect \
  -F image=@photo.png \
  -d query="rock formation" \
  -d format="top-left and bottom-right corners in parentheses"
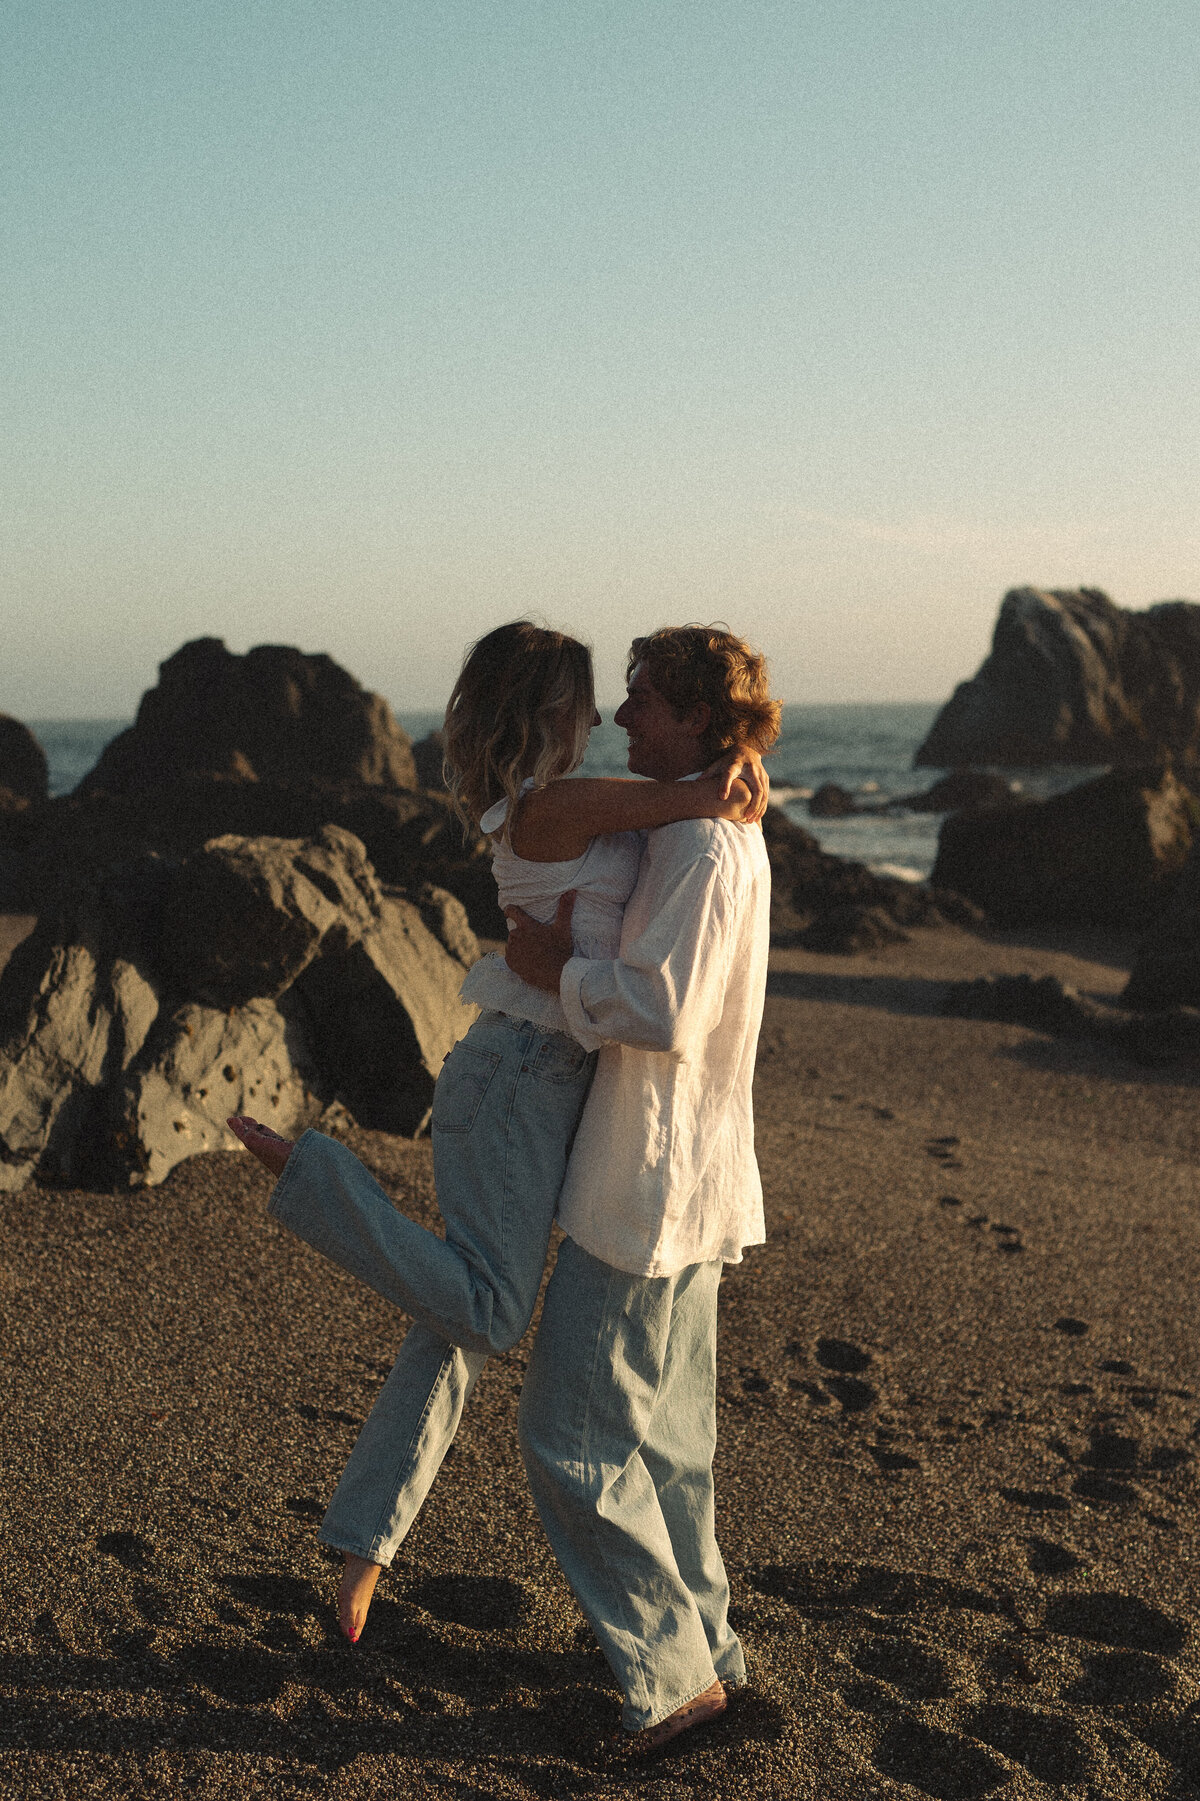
top-left (82, 638), bottom-right (418, 793)
top-left (0, 828), bottom-right (478, 1191)
top-left (931, 768), bottom-right (1195, 928)
top-left (1, 748), bottom-right (503, 940)
top-left (808, 783), bottom-right (858, 819)
top-left (944, 973), bottom-right (1200, 1066)
top-left (412, 730), bottom-right (449, 791)
top-left (0, 717), bottom-right (48, 812)
top-left (894, 772), bottom-right (1016, 814)
top-left (916, 589), bottom-right (1200, 767)
top-left (1123, 834), bottom-right (1200, 1010)
top-left (763, 807), bottom-right (981, 953)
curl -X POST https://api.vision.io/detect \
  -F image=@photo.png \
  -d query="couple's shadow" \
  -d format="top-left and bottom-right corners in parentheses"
top-left (9, 1572), bottom-right (780, 1776)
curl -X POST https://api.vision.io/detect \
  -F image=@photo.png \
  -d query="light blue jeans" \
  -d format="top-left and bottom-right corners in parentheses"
top-left (518, 1235), bottom-right (746, 1730)
top-left (267, 1010), bottom-right (596, 1566)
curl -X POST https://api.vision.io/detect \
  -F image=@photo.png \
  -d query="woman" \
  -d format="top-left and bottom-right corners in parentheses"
top-left (229, 621), bottom-right (767, 1641)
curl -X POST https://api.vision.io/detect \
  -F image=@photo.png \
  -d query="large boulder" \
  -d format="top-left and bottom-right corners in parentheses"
top-left (1123, 835), bottom-right (1200, 1008)
top-left (1, 771), bottom-right (504, 940)
top-left (931, 768), bottom-right (1196, 927)
top-left (808, 783), bottom-right (858, 819)
top-left (917, 589), bottom-right (1200, 767)
top-left (762, 806), bottom-right (979, 951)
top-left (0, 830), bottom-right (479, 1189)
top-left (894, 771), bottom-right (1017, 814)
top-left (118, 995), bottom-right (315, 1187)
top-left (0, 717), bottom-right (48, 811)
top-left (944, 974), bottom-right (1200, 1066)
top-left (81, 639), bottom-right (418, 794)
top-left (0, 865), bottom-right (162, 1191)
top-left (411, 730), bottom-right (448, 791)
top-left (162, 825), bottom-right (383, 1007)
top-left (295, 888), bottom-right (478, 1135)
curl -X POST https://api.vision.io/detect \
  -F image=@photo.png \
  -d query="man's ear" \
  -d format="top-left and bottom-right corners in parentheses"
top-left (684, 701), bottom-right (711, 739)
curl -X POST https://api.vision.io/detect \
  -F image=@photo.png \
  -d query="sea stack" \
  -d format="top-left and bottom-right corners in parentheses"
top-left (916, 588), bottom-right (1200, 767)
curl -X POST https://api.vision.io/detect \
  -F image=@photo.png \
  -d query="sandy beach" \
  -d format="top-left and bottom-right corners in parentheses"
top-left (3, 920), bottom-right (1200, 1799)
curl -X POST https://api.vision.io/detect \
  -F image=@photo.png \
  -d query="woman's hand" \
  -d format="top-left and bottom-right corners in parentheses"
top-left (714, 776), bottom-right (755, 822)
top-left (227, 1114), bottom-right (294, 1178)
top-left (705, 747), bottom-right (770, 822)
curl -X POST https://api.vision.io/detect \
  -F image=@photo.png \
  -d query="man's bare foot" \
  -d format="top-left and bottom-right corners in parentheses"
top-left (339, 1554), bottom-right (383, 1644)
top-left (226, 1115), bottom-right (294, 1178)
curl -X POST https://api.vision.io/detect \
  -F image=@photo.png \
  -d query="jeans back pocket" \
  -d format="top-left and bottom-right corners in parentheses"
top-left (432, 1043), bottom-right (503, 1133)
top-left (531, 1036), bottom-right (593, 1086)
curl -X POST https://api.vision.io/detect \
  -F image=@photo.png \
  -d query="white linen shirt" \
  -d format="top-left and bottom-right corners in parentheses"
top-left (556, 814), bottom-right (771, 1278)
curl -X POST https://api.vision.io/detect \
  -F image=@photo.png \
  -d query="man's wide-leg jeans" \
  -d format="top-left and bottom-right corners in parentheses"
top-left (267, 1009), bottom-right (596, 1566)
top-left (518, 1235), bottom-right (747, 1731)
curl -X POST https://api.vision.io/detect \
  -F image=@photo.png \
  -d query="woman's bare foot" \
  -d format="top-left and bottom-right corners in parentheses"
top-left (226, 1114), bottom-right (294, 1178)
top-left (339, 1554), bottom-right (383, 1643)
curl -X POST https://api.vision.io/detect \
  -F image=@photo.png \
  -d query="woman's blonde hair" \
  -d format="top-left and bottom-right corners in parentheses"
top-left (443, 621), bottom-right (596, 828)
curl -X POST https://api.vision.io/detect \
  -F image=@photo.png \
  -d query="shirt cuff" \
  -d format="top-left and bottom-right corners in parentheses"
top-left (559, 955), bottom-right (609, 1053)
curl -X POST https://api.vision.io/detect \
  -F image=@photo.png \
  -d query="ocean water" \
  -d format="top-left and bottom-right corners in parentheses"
top-left (31, 706), bottom-right (1103, 883)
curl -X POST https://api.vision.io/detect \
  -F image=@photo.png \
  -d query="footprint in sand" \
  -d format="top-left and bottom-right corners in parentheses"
top-left (1054, 1317), bottom-right (1090, 1337)
top-left (1069, 1647), bottom-right (1178, 1705)
top-left (869, 1445), bottom-right (921, 1473)
top-left (1026, 1537), bottom-right (1081, 1576)
top-left (964, 1704), bottom-right (1094, 1787)
top-left (815, 1337), bottom-right (878, 1413)
top-left (1073, 1473), bottom-right (1139, 1506)
top-left (851, 1635), bottom-right (959, 1699)
top-left (1042, 1589), bottom-right (1188, 1655)
top-left (1000, 1487), bottom-right (1071, 1513)
top-left (873, 1718), bottom-right (1008, 1799)
top-left (925, 1135), bottom-right (964, 1170)
top-left (97, 1530), bottom-right (156, 1572)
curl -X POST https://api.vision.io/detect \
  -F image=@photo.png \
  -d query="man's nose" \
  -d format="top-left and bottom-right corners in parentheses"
top-left (614, 700), bottom-right (630, 726)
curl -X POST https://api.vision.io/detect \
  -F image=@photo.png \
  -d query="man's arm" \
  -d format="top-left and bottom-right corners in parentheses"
top-left (506, 838), bottom-right (732, 1057)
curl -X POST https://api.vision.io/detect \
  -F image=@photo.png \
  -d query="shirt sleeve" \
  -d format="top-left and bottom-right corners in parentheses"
top-left (559, 841), bottom-right (732, 1057)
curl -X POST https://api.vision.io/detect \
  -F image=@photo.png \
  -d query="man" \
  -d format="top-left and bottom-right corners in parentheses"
top-left (505, 625), bottom-right (780, 1754)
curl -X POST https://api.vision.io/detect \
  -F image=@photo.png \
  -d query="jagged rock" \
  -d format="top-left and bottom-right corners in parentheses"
top-left (81, 638), bottom-right (418, 795)
top-left (917, 588), bottom-right (1200, 767)
top-left (295, 891), bottom-right (478, 1135)
top-left (895, 771), bottom-right (1017, 813)
top-left (1124, 834), bottom-right (1200, 1008)
top-left (163, 826), bottom-right (383, 1008)
top-left (412, 884), bottom-right (480, 969)
top-left (808, 783), bottom-right (858, 819)
top-left (2, 772), bottom-right (504, 940)
top-left (118, 996), bottom-right (316, 1187)
top-left (0, 868), bottom-right (161, 1190)
top-left (0, 717), bottom-right (48, 811)
top-left (0, 830), bottom-right (480, 1188)
top-left (932, 768), bottom-right (1195, 928)
top-left (412, 730), bottom-right (448, 790)
top-left (800, 906), bottom-right (910, 954)
top-left (943, 973), bottom-right (1200, 1065)
top-left (762, 805), bottom-right (980, 951)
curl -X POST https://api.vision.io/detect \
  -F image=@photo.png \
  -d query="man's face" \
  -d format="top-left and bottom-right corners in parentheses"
top-left (614, 661), bottom-right (706, 781)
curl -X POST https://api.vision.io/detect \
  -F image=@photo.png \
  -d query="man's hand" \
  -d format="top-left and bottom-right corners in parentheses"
top-left (504, 890), bottom-right (576, 993)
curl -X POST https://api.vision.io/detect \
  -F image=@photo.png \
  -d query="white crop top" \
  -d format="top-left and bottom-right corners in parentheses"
top-left (459, 782), bottom-right (643, 1041)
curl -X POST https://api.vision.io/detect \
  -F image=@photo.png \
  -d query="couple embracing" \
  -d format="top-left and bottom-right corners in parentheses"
top-left (230, 619), bottom-right (781, 1757)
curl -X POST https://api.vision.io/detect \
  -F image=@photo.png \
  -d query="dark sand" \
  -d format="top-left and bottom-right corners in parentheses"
top-left (3, 922), bottom-right (1200, 1798)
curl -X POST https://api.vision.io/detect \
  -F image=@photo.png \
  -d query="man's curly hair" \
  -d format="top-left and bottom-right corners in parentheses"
top-left (627, 625), bottom-right (781, 762)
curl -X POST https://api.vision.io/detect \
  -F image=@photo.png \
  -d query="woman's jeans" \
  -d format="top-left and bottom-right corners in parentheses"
top-left (518, 1236), bottom-right (746, 1730)
top-left (267, 1010), bottom-right (596, 1567)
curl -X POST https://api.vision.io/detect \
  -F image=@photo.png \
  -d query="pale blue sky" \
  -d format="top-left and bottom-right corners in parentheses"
top-left (5, 1), bottom-right (1198, 714)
